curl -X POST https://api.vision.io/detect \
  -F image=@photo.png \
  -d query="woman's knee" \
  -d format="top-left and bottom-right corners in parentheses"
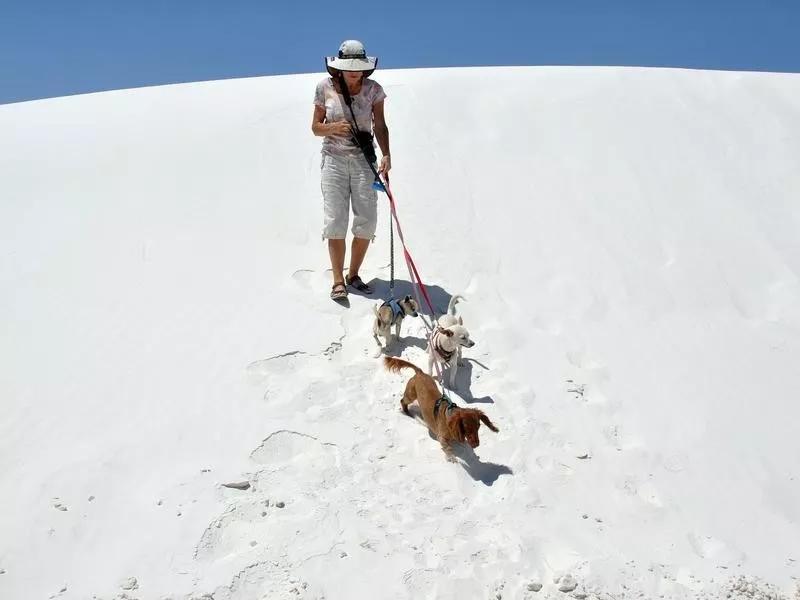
top-left (351, 218), bottom-right (377, 239)
top-left (321, 155), bottom-right (351, 239)
top-left (351, 194), bottom-right (377, 238)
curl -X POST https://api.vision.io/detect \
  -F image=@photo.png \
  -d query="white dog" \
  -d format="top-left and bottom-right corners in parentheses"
top-left (428, 295), bottom-right (475, 389)
top-left (373, 294), bottom-right (420, 351)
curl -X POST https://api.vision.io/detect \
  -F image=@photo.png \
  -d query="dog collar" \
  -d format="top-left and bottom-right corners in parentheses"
top-left (432, 330), bottom-right (455, 362)
top-left (434, 396), bottom-right (458, 418)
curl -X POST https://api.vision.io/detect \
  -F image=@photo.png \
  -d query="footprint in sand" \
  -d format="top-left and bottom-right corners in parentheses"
top-left (290, 268), bottom-right (348, 312)
top-left (602, 423), bottom-right (644, 451)
top-left (195, 498), bottom-right (274, 561)
top-left (534, 453), bottom-right (578, 486)
top-left (195, 431), bottom-right (345, 593)
top-left (686, 532), bottom-right (746, 566)
top-left (663, 452), bottom-right (689, 473)
top-left (291, 268), bottom-right (317, 289)
top-left (603, 424), bottom-right (620, 448)
top-left (246, 352), bottom-right (308, 387)
top-left (196, 494), bottom-right (342, 566)
top-left (246, 355), bottom-right (325, 418)
top-left (250, 430), bottom-right (340, 474)
top-left (620, 476), bottom-right (663, 509)
top-left (403, 568), bottom-right (443, 599)
top-left (292, 267), bottom-right (345, 295)
top-left (246, 347), bottom-right (346, 418)
top-left (565, 349), bottom-right (609, 382)
top-left (565, 351), bottom-right (613, 409)
top-left (209, 561), bottom-right (326, 600)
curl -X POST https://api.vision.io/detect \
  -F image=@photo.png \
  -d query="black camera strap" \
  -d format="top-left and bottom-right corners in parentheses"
top-left (337, 72), bottom-right (380, 171)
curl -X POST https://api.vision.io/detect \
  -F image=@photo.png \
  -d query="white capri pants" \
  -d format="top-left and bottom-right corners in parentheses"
top-left (321, 152), bottom-right (378, 240)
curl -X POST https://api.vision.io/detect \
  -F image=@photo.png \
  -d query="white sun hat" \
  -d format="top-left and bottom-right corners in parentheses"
top-left (325, 40), bottom-right (378, 77)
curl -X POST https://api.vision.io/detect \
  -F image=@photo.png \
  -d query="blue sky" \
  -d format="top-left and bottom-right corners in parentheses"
top-left (1, 0), bottom-right (798, 105)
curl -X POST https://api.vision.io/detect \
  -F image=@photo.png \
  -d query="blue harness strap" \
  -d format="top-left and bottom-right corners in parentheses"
top-left (434, 396), bottom-right (458, 418)
top-left (382, 298), bottom-right (405, 326)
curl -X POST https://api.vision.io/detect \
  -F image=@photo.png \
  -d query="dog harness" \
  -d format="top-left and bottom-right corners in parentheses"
top-left (382, 298), bottom-right (405, 326)
top-left (430, 328), bottom-right (455, 362)
top-left (434, 396), bottom-right (458, 418)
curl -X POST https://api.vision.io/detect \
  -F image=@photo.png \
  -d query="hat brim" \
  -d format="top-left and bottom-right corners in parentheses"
top-left (325, 56), bottom-right (378, 77)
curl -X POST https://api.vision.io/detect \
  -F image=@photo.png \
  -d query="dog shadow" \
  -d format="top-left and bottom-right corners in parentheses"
top-left (361, 277), bottom-right (457, 319)
top-left (401, 406), bottom-right (513, 486)
top-left (379, 335), bottom-right (429, 358)
top-left (402, 405), bottom-right (433, 434)
top-left (443, 360), bottom-right (494, 405)
top-left (454, 445), bottom-right (514, 486)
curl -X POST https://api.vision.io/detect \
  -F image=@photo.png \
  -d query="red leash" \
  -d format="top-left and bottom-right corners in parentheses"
top-left (380, 173), bottom-right (449, 390)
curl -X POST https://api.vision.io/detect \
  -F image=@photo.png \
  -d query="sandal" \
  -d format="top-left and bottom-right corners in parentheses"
top-left (346, 274), bottom-right (373, 294)
top-left (330, 282), bottom-right (348, 301)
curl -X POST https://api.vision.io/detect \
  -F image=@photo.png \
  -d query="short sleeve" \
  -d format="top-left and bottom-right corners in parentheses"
top-left (370, 80), bottom-right (387, 105)
top-left (313, 80), bottom-right (326, 107)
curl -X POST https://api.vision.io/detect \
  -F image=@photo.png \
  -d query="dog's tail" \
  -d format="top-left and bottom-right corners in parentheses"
top-left (383, 356), bottom-right (423, 375)
top-left (447, 294), bottom-right (465, 316)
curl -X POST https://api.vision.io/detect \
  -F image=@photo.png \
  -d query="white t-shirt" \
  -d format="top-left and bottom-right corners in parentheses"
top-left (313, 77), bottom-right (387, 157)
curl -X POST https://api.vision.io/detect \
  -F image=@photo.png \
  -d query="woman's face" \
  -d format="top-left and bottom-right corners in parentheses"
top-left (341, 71), bottom-right (364, 86)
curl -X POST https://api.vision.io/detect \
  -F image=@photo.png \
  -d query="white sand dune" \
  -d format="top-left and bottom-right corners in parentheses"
top-left (1, 65), bottom-right (800, 600)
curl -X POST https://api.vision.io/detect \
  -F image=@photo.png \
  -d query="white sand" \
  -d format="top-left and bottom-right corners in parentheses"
top-left (1, 66), bottom-right (799, 600)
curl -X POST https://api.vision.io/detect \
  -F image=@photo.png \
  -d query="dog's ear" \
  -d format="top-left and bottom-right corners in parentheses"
top-left (479, 412), bottom-right (499, 433)
top-left (447, 412), bottom-right (466, 442)
top-left (458, 316), bottom-right (463, 325)
top-left (404, 294), bottom-right (412, 302)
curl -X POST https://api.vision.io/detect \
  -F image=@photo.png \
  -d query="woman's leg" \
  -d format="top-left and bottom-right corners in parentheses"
top-left (321, 154), bottom-right (351, 293)
top-left (348, 155), bottom-right (379, 285)
top-left (329, 239), bottom-right (346, 286)
top-left (348, 237), bottom-right (370, 280)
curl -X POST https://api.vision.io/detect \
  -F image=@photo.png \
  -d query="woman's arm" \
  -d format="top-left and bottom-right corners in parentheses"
top-left (373, 100), bottom-right (391, 174)
top-left (372, 100), bottom-right (390, 156)
top-left (311, 105), bottom-right (351, 138)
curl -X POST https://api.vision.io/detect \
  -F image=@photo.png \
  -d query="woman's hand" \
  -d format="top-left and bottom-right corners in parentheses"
top-left (328, 121), bottom-right (353, 138)
top-left (379, 154), bottom-right (391, 175)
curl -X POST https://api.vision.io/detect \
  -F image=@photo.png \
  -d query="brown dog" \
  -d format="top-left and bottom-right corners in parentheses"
top-left (384, 356), bottom-right (499, 462)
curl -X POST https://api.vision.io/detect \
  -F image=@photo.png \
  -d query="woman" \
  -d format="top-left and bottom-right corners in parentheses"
top-left (312, 39), bottom-right (391, 302)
